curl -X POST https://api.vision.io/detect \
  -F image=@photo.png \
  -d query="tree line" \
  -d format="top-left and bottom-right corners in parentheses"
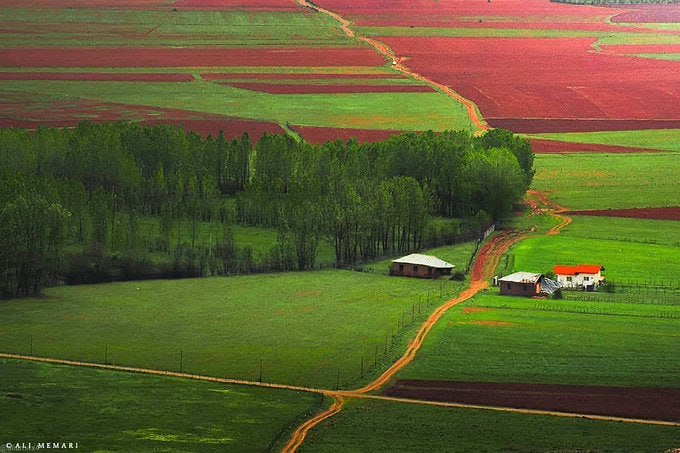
top-left (0, 122), bottom-right (533, 298)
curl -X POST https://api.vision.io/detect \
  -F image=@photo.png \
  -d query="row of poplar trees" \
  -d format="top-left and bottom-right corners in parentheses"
top-left (0, 122), bottom-right (533, 298)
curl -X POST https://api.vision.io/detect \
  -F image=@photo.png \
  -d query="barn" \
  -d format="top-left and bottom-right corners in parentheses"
top-left (498, 272), bottom-right (562, 297)
top-left (391, 253), bottom-right (454, 279)
top-left (554, 264), bottom-right (605, 290)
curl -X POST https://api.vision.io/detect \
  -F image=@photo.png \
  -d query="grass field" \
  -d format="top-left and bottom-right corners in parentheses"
top-left (0, 9), bottom-right (350, 47)
top-left (1, 81), bottom-right (472, 132)
top-left (532, 153), bottom-right (680, 210)
top-left (300, 398), bottom-right (680, 452)
top-left (0, 359), bottom-right (322, 452)
top-left (0, 270), bottom-right (465, 389)
top-left (396, 292), bottom-right (680, 388)
top-left (559, 215), bottom-right (680, 247)
top-left (529, 129), bottom-right (680, 152)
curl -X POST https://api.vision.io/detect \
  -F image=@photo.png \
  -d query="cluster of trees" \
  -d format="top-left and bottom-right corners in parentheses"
top-left (0, 122), bottom-right (533, 298)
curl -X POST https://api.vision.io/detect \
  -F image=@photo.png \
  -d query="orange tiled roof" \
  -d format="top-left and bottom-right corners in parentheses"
top-left (553, 265), bottom-right (603, 276)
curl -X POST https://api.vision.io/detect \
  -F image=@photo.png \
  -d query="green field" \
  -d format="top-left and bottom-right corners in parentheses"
top-left (530, 129), bottom-right (680, 152)
top-left (1, 81), bottom-right (472, 132)
top-left (301, 398), bottom-right (680, 452)
top-left (556, 215), bottom-right (680, 247)
top-left (0, 359), bottom-right (321, 452)
top-left (396, 292), bottom-right (680, 388)
top-left (532, 153), bottom-right (680, 210)
top-left (0, 9), bottom-right (350, 47)
top-left (0, 269), bottom-right (465, 389)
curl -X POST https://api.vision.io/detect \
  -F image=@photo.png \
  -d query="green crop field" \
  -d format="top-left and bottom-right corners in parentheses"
top-left (557, 215), bottom-right (680, 247)
top-left (532, 153), bottom-right (680, 210)
top-left (529, 129), bottom-right (680, 152)
top-left (1, 81), bottom-right (472, 132)
top-left (0, 359), bottom-right (321, 452)
top-left (0, 269), bottom-right (465, 389)
top-left (300, 398), bottom-right (680, 452)
top-left (396, 292), bottom-right (680, 388)
top-left (0, 9), bottom-right (351, 48)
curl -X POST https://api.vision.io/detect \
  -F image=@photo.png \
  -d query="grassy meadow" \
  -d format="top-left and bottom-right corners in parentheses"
top-left (532, 152), bottom-right (680, 210)
top-left (396, 291), bottom-right (680, 388)
top-left (300, 398), bottom-right (680, 453)
top-left (0, 269), bottom-right (465, 389)
top-left (0, 359), bottom-right (322, 452)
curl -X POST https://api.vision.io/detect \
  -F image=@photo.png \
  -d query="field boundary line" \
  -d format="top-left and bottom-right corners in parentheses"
top-left (348, 393), bottom-right (680, 428)
top-left (293, 0), bottom-right (489, 133)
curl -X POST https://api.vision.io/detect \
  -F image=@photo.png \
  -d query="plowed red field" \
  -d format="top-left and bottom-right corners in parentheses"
top-left (569, 207), bottom-right (680, 221)
top-left (610, 5), bottom-right (680, 23)
top-left (293, 126), bottom-right (406, 143)
top-left (379, 36), bottom-right (680, 124)
top-left (225, 83), bottom-right (433, 94)
top-left (385, 380), bottom-right (680, 422)
top-left (0, 0), bottom-right (168, 8)
top-left (0, 47), bottom-right (385, 68)
top-left (201, 73), bottom-right (405, 80)
top-left (529, 139), bottom-right (659, 154)
top-left (0, 73), bottom-right (193, 82)
top-left (489, 118), bottom-right (680, 133)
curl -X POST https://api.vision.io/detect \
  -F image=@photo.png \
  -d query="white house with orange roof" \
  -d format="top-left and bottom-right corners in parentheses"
top-left (553, 265), bottom-right (605, 290)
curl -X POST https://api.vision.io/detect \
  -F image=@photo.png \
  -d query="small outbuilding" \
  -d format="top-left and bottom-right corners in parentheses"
top-left (554, 264), bottom-right (605, 290)
top-left (498, 272), bottom-right (562, 297)
top-left (391, 253), bottom-right (454, 279)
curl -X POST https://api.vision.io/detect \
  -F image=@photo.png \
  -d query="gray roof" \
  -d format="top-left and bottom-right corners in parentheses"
top-left (392, 253), bottom-right (455, 269)
top-left (499, 272), bottom-right (542, 284)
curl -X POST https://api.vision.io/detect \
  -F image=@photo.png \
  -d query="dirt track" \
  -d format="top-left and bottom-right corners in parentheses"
top-left (293, 0), bottom-right (488, 133)
top-left (527, 190), bottom-right (572, 235)
top-left (385, 380), bottom-right (680, 423)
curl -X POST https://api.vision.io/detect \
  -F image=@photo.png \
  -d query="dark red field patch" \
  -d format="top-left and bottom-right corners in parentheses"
top-left (602, 44), bottom-right (680, 55)
top-left (0, 73), bottom-right (193, 82)
top-left (489, 118), bottom-right (680, 134)
top-left (172, 0), bottom-right (298, 11)
top-left (529, 139), bottom-right (660, 154)
top-left (0, 96), bottom-right (283, 140)
top-left (0, 47), bottom-right (385, 68)
top-left (225, 82), bottom-right (434, 94)
top-left (569, 207), bottom-right (680, 221)
top-left (201, 73), bottom-right (404, 81)
top-left (385, 380), bottom-right (680, 422)
top-left (292, 126), bottom-right (407, 144)
top-left (611, 5), bottom-right (680, 23)
top-left (0, 0), bottom-right (169, 8)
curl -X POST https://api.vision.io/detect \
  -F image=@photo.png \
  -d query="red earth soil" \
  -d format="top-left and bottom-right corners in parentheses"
top-left (489, 118), bottom-right (680, 134)
top-left (529, 139), bottom-right (659, 154)
top-left (601, 44), bottom-right (680, 55)
top-left (224, 82), bottom-right (434, 94)
top-left (0, 73), bottom-right (193, 82)
top-left (378, 36), bottom-right (680, 124)
top-left (201, 73), bottom-right (405, 80)
top-left (610, 5), bottom-right (680, 23)
top-left (0, 97), bottom-right (283, 140)
top-left (0, 48), bottom-right (386, 68)
top-left (0, 0), bottom-right (169, 8)
top-left (172, 0), bottom-right (298, 11)
top-left (385, 380), bottom-right (680, 422)
top-left (292, 126), bottom-right (407, 144)
top-left (569, 207), bottom-right (680, 221)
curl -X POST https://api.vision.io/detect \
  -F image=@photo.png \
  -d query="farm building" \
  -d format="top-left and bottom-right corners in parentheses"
top-left (391, 253), bottom-right (454, 279)
top-left (498, 272), bottom-right (561, 297)
top-left (554, 265), bottom-right (605, 290)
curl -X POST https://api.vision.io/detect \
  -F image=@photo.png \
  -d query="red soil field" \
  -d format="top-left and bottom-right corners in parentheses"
top-left (173, 0), bottom-right (298, 11)
top-left (0, 0), bottom-right (169, 9)
top-left (569, 207), bottom-right (680, 221)
top-left (0, 97), bottom-right (283, 140)
top-left (315, 0), bottom-right (618, 28)
top-left (378, 36), bottom-right (680, 124)
top-left (385, 380), bottom-right (680, 422)
top-left (601, 44), bottom-right (680, 55)
top-left (611, 5), bottom-right (680, 23)
top-left (490, 118), bottom-right (680, 133)
top-left (225, 82), bottom-right (434, 94)
top-left (201, 73), bottom-right (404, 81)
top-left (292, 125), bottom-right (407, 144)
top-left (0, 47), bottom-right (386, 68)
top-left (529, 139), bottom-right (659, 154)
top-left (0, 73), bottom-right (193, 82)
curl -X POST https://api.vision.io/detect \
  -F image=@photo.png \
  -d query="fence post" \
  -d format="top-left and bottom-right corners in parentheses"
top-left (259, 358), bottom-right (263, 383)
top-left (104, 343), bottom-right (108, 364)
top-left (180, 350), bottom-right (183, 373)
top-left (29, 335), bottom-right (33, 355)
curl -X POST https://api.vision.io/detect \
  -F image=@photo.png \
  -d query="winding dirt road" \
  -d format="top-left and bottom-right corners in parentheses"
top-left (527, 190), bottom-right (573, 235)
top-left (293, 0), bottom-right (489, 133)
